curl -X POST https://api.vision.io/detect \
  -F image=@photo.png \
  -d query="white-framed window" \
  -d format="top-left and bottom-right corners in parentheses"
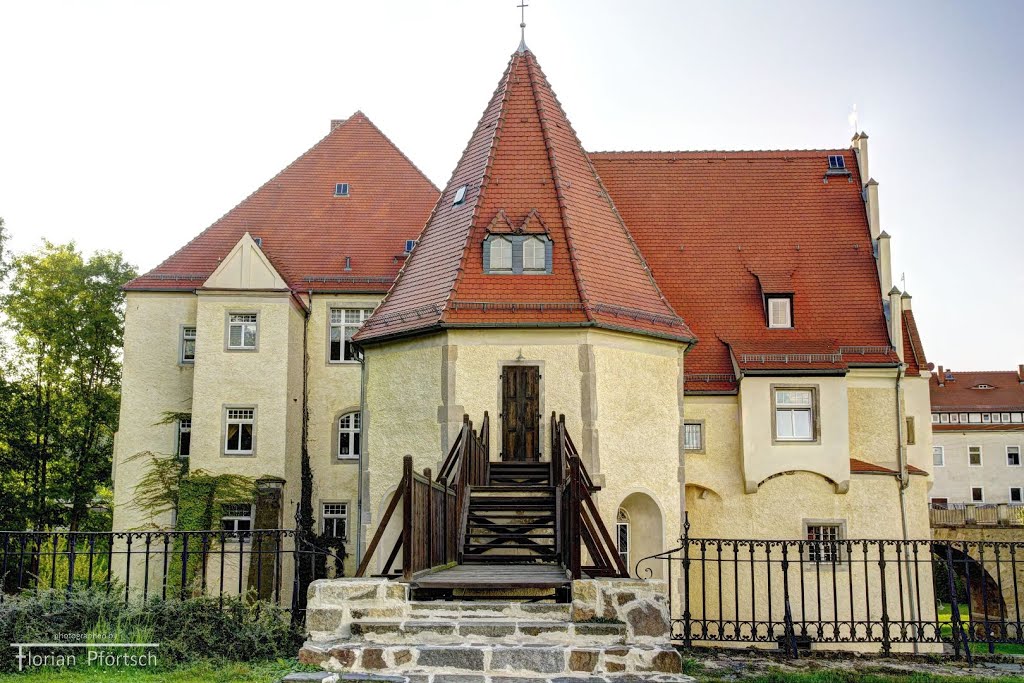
top-left (338, 412), bottom-right (361, 459)
top-left (221, 503), bottom-right (253, 535)
top-left (971, 487), bottom-right (985, 503)
top-left (181, 326), bottom-right (196, 364)
top-left (523, 237), bottom-right (546, 271)
top-left (767, 296), bottom-right (792, 328)
top-left (329, 308), bottom-right (373, 362)
top-left (321, 502), bottom-right (349, 540)
top-left (960, 413), bottom-right (969, 423)
top-left (969, 413), bottom-right (982, 423)
top-left (1013, 413), bottom-right (1024, 424)
top-left (489, 237), bottom-right (513, 272)
top-left (227, 313), bottom-right (258, 350)
top-left (982, 413), bottom-right (992, 423)
top-left (1002, 413), bottom-right (1012, 423)
top-left (931, 413), bottom-right (939, 424)
top-left (933, 446), bottom-right (944, 467)
top-left (1008, 446), bottom-right (1021, 467)
top-left (774, 388), bottom-right (815, 441)
top-left (1011, 488), bottom-right (1023, 504)
top-left (806, 523), bottom-right (843, 564)
top-left (225, 408), bottom-right (255, 455)
top-left (992, 413), bottom-right (1002, 424)
top-left (968, 446), bottom-right (982, 467)
top-left (939, 413), bottom-right (949, 423)
top-left (950, 413), bottom-right (960, 424)
top-left (177, 417), bottom-right (191, 457)
top-left (684, 422), bottom-right (704, 451)
top-left (827, 154), bottom-right (846, 170)
top-left (453, 184), bottom-right (468, 206)
top-left (334, 182), bottom-right (349, 197)
top-left (616, 509), bottom-right (630, 572)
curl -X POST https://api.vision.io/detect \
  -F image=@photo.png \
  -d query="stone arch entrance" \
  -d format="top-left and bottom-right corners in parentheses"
top-left (932, 542), bottom-right (1009, 638)
top-left (618, 492), bottom-right (664, 579)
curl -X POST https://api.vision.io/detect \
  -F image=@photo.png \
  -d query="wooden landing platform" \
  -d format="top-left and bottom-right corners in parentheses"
top-left (412, 563), bottom-right (569, 590)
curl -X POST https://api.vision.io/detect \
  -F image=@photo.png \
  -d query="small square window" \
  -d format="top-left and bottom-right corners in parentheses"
top-left (453, 185), bottom-right (467, 206)
top-left (932, 446), bottom-right (944, 467)
top-left (1002, 413), bottom-right (1012, 423)
top-left (969, 413), bottom-right (982, 423)
top-left (950, 413), bottom-right (959, 424)
top-left (774, 388), bottom-right (815, 441)
top-left (931, 498), bottom-right (949, 509)
top-left (767, 297), bottom-right (792, 328)
top-left (181, 326), bottom-right (196, 364)
top-left (334, 183), bottom-right (350, 197)
top-left (321, 502), bottom-right (349, 540)
top-left (1013, 413), bottom-right (1024, 424)
top-left (971, 487), bottom-right (984, 503)
top-left (959, 413), bottom-right (969, 423)
top-left (806, 523), bottom-right (843, 563)
top-left (940, 414), bottom-right (949, 423)
top-left (1011, 488), bottom-right (1023, 504)
top-left (992, 413), bottom-right (1002, 424)
top-left (221, 503), bottom-right (253, 536)
top-left (968, 446), bottom-right (982, 466)
top-left (827, 155), bottom-right (846, 169)
top-left (982, 413), bottom-right (992, 423)
top-left (227, 313), bottom-right (258, 350)
top-left (684, 422), bottom-right (703, 451)
top-left (1008, 446), bottom-right (1021, 467)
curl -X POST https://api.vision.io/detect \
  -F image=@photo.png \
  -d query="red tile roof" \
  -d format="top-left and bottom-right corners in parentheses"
top-left (850, 458), bottom-right (926, 476)
top-left (590, 150), bottom-right (900, 391)
top-left (125, 113), bottom-right (439, 293)
top-left (902, 306), bottom-right (929, 377)
top-left (355, 49), bottom-right (692, 345)
top-left (930, 368), bottom-right (1024, 412)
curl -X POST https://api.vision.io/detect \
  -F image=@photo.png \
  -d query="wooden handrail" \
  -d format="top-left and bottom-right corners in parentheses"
top-left (552, 412), bottom-right (628, 579)
top-left (356, 414), bottom-right (490, 579)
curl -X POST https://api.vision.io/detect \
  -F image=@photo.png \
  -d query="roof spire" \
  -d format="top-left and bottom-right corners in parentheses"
top-left (517, 0), bottom-right (529, 53)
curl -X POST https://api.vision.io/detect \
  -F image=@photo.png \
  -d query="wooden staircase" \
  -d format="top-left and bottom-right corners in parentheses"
top-left (462, 463), bottom-right (556, 564)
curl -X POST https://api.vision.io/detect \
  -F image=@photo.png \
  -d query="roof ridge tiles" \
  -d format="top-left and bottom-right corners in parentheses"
top-left (588, 148), bottom-right (851, 156)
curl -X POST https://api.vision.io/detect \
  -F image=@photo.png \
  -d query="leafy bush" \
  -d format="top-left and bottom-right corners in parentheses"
top-left (0, 587), bottom-right (301, 672)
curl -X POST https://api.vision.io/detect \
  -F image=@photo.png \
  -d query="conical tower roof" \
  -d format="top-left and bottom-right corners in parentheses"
top-left (356, 48), bottom-right (692, 344)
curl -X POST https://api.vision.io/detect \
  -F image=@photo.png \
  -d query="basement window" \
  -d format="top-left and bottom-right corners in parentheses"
top-left (766, 296), bottom-right (792, 328)
top-left (221, 503), bottom-right (253, 536)
top-left (1012, 488), bottom-right (1023, 504)
top-left (334, 183), bottom-right (350, 197)
top-left (805, 522), bottom-right (844, 564)
top-left (453, 185), bottom-right (468, 206)
top-left (827, 155), bottom-right (846, 170)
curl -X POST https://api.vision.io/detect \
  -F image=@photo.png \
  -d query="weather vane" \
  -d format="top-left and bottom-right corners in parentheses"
top-left (518, 1), bottom-right (529, 51)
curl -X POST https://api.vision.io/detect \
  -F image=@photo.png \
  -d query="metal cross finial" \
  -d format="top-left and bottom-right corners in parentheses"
top-left (517, 1), bottom-right (529, 52)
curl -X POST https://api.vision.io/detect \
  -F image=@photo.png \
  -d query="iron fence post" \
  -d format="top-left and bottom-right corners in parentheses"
top-left (878, 542), bottom-right (891, 657)
top-left (682, 512), bottom-right (692, 650)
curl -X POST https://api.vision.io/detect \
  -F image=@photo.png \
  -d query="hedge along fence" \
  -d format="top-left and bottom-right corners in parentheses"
top-left (0, 587), bottom-right (302, 672)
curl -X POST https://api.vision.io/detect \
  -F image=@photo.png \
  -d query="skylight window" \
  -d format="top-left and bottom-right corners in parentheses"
top-left (404, 239), bottom-right (417, 254)
top-left (827, 155), bottom-right (845, 170)
top-left (334, 183), bottom-right (350, 197)
top-left (453, 185), bottom-right (468, 206)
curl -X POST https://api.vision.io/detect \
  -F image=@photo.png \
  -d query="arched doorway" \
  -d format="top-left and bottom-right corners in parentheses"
top-left (617, 492), bottom-right (664, 579)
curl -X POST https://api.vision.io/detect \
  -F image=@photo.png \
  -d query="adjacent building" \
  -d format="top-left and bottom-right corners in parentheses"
top-left (930, 365), bottom-right (1024, 507)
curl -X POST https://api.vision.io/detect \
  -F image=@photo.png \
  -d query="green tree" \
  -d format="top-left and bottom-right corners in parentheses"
top-left (0, 239), bottom-right (136, 530)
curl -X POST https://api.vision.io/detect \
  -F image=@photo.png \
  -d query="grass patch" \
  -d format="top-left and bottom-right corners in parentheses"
top-left (0, 658), bottom-right (313, 683)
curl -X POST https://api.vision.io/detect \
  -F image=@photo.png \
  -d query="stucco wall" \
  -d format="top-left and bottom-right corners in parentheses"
top-left (112, 292), bottom-right (197, 531)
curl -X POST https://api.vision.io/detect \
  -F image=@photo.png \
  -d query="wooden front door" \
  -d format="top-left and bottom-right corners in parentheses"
top-left (501, 365), bottom-right (540, 462)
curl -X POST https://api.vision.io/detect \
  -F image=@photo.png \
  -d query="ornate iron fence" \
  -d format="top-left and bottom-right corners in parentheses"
top-left (0, 526), bottom-right (343, 623)
top-left (637, 518), bottom-right (1024, 663)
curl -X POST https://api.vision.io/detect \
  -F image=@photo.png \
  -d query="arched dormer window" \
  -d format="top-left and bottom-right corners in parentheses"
top-left (489, 237), bottom-right (513, 272)
top-left (523, 237), bottom-right (546, 271)
top-left (337, 412), bottom-right (361, 460)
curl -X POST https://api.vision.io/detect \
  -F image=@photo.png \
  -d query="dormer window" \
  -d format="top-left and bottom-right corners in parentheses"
top-left (827, 155), bottom-right (846, 169)
top-left (767, 296), bottom-right (792, 328)
top-left (523, 237), bottom-right (546, 271)
top-left (488, 237), bottom-right (513, 272)
top-left (482, 234), bottom-right (552, 275)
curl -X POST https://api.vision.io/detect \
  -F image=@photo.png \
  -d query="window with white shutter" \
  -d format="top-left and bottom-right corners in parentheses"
top-left (767, 296), bottom-right (792, 328)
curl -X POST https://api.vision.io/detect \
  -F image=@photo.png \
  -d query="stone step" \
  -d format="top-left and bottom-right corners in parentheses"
top-left (408, 601), bottom-right (571, 621)
top-left (350, 619), bottom-right (625, 645)
top-left (298, 642), bottom-right (685, 679)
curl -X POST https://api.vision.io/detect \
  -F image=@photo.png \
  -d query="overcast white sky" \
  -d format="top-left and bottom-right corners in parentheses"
top-left (0, 1), bottom-right (1021, 371)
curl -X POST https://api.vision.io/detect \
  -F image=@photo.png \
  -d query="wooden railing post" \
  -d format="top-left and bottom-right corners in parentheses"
top-left (402, 456), bottom-right (414, 581)
top-left (569, 455), bottom-right (582, 578)
top-left (424, 468), bottom-right (433, 571)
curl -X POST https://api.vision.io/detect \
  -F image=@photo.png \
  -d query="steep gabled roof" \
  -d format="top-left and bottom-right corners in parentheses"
top-left (590, 150), bottom-right (900, 391)
top-left (126, 113), bottom-right (439, 293)
top-left (355, 49), bottom-right (692, 345)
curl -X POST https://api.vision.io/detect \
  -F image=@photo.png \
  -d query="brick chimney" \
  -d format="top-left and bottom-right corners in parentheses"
top-left (330, 118), bottom-right (348, 132)
top-left (1018, 364), bottom-right (1024, 384)
top-left (937, 365), bottom-right (945, 387)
